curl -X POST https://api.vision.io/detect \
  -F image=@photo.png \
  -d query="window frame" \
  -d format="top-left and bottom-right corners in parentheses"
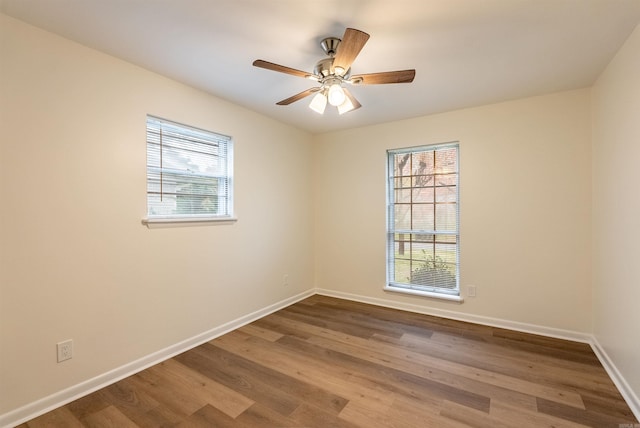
top-left (385, 142), bottom-right (462, 302)
top-left (142, 115), bottom-right (236, 226)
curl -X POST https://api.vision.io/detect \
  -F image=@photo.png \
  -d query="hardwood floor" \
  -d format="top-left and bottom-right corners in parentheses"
top-left (19, 295), bottom-right (638, 427)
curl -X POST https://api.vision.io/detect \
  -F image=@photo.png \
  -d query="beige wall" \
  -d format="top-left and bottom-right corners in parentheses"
top-left (313, 89), bottom-right (592, 332)
top-left (592, 23), bottom-right (640, 402)
top-left (0, 14), bottom-right (314, 413)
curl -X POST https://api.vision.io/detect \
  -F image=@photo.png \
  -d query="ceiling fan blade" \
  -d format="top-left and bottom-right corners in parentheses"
top-left (253, 59), bottom-right (317, 80)
top-left (276, 87), bottom-right (322, 105)
top-left (333, 28), bottom-right (370, 74)
top-left (350, 69), bottom-right (416, 85)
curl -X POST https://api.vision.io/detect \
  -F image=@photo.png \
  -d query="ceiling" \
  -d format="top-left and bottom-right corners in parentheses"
top-left (2, 0), bottom-right (640, 134)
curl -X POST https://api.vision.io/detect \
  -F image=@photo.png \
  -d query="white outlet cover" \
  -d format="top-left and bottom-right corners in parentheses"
top-left (57, 340), bottom-right (73, 362)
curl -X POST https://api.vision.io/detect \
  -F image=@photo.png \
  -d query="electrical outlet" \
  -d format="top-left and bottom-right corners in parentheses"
top-left (468, 285), bottom-right (477, 298)
top-left (57, 339), bottom-right (73, 363)
top-left (283, 274), bottom-right (289, 287)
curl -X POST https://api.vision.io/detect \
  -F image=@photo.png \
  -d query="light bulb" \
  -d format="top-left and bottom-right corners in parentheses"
top-left (309, 91), bottom-right (327, 114)
top-left (327, 83), bottom-right (346, 106)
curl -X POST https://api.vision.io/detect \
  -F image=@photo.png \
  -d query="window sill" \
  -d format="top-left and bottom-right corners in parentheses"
top-left (142, 216), bottom-right (237, 228)
top-left (383, 285), bottom-right (464, 303)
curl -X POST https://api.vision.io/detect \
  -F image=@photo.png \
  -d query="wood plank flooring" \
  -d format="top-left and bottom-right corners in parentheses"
top-left (18, 295), bottom-right (638, 427)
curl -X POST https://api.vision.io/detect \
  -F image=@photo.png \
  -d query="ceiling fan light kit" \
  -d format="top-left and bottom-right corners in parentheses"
top-left (253, 28), bottom-right (416, 115)
top-left (309, 89), bottom-right (328, 114)
top-left (337, 91), bottom-right (357, 115)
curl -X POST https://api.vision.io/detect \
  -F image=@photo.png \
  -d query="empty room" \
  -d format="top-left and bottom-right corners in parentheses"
top-left (1, 0), bottom-right (639, 427)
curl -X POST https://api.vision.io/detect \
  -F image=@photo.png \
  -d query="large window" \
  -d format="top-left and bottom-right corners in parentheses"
top-left (145, 116), bottom-right (233, 222)
top-left (386, 143), bottom-right (459, 298)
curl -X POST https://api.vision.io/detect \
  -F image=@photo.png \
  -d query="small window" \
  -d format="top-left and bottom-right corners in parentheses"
top-left (386, 143), bottom-right (460, 298)
top-left (145, 116), bottom-right (233, 223)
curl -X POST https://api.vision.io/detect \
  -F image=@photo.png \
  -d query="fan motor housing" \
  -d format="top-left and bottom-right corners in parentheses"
top-left (314, 57), bottom-right (351, 79)
top-left (314, 58), bottom-right (333, 77)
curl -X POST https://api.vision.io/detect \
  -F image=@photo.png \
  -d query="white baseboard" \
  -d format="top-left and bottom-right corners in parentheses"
top-left (3, 287), bottom-right (639, 426)
top-left (315, 288), bottom-right (592, 343)
top-left (0, 289), bottom-right (315, 428)
top-left (589, 337), bottom-right (640, 421)
top-left (315, 288), bottom-right (640, 421)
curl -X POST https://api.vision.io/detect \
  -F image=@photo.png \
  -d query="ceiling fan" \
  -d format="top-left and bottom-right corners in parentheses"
top-left (253, 28), bottom-right (416, 115)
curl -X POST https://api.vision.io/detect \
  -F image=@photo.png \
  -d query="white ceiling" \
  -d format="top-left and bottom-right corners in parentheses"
top-left (2, 0), bottom-right (640, 134)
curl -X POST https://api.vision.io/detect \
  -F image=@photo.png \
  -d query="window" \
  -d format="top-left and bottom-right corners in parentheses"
top-left (145, 116), bottom-right (234, 223)
top-left (386, 143), bottom-right (460, 299)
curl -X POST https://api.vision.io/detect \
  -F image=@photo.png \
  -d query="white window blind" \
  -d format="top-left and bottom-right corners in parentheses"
top-left (146, 116), bottom-right (233, 220)
top-left (386, 143), bottom-right (459, 296)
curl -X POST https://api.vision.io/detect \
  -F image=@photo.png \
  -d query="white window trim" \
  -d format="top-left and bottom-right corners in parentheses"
top-left (143, 116), bottom-right (234, 226)
top-left (385, 142), bottom-right (461, 301)
top-left (383, 285), bottom-right (464, 302)
top-left (141, 216), bottom-right (237, 228)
